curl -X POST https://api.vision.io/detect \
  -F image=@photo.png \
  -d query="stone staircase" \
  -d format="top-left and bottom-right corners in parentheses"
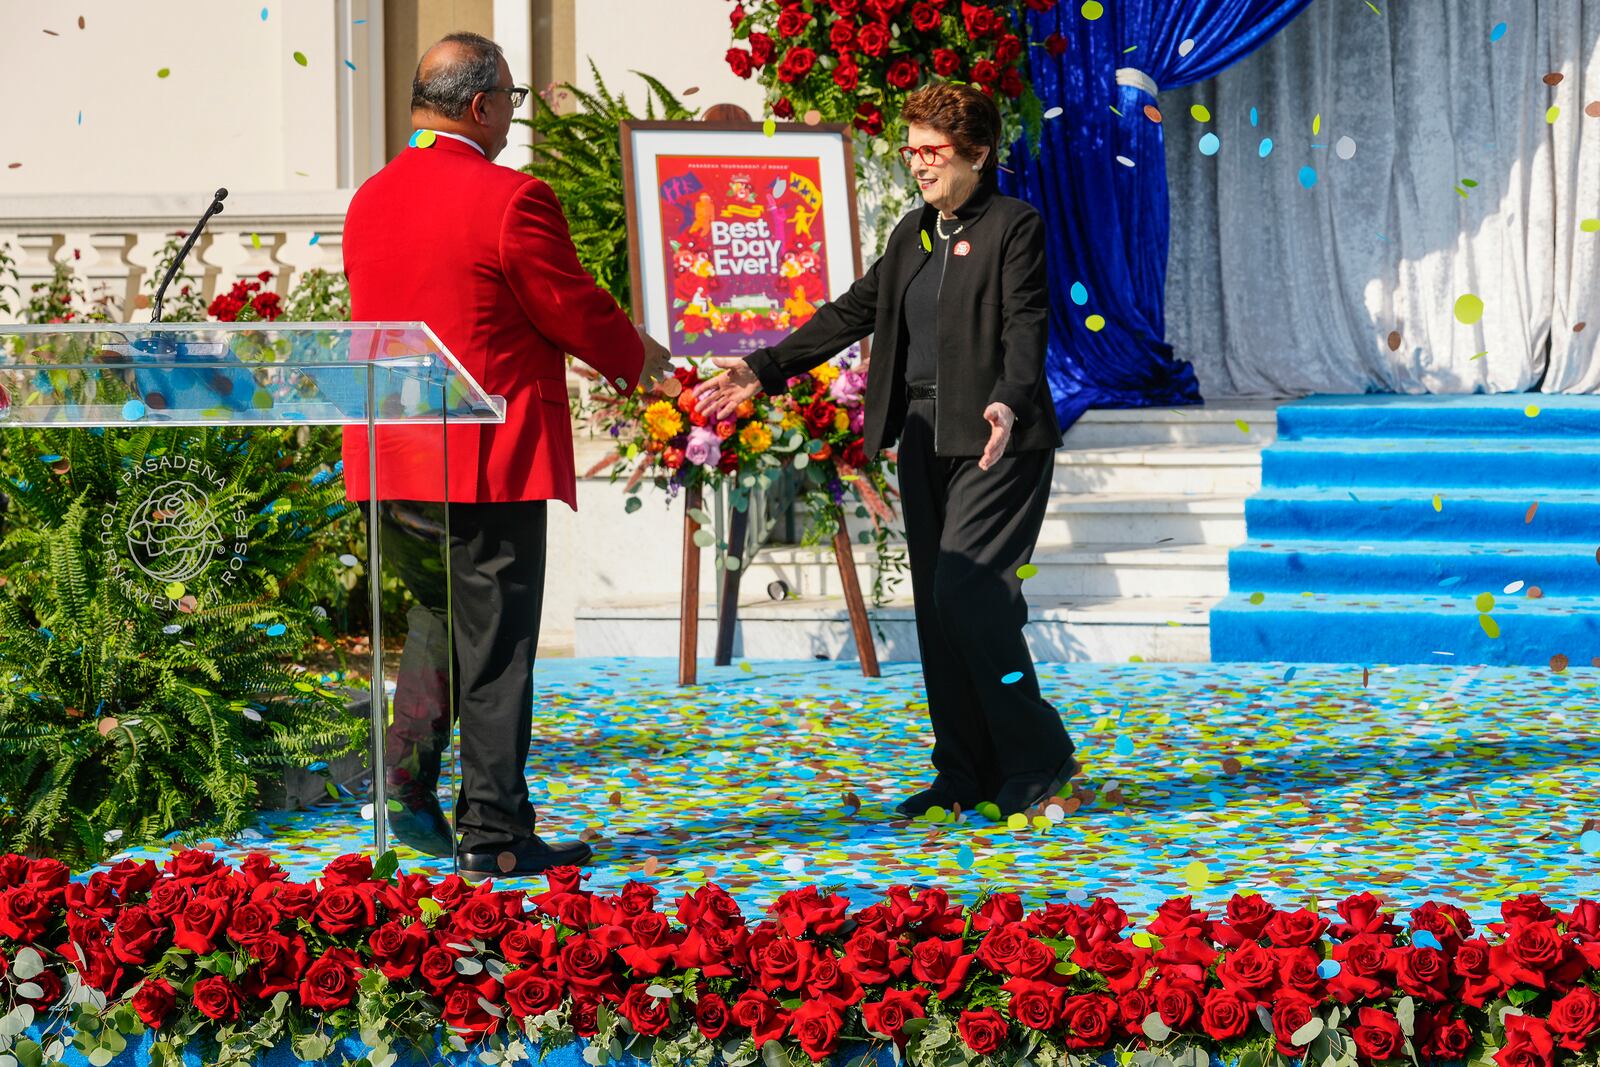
top-left (572, 403), bottom-right (1279, 663)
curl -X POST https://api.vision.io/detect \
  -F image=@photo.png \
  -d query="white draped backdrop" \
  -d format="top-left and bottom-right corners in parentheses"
top-left (1162, 0), bottom-right (1600, 399)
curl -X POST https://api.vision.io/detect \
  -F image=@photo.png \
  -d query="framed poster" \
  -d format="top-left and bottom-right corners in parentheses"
top-left (620, 120), bottom-right (864, 360)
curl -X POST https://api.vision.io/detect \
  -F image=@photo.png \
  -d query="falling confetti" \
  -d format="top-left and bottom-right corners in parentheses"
top-left (1081, 1), bottom-right (1105, 19)
top-left (920, 230), bottom-right (932, 252)
top-left (1490, 22), bottom-right (1508, 42)
top-left (1248, 592), bottom-right (1265, 604)
top-left (1043, 106), bottom-right (1065, 120)
top-left (1335, 136), bottom-right (1357, 160)
top-left (1259, 138), bottom-right (1274, 158)
top-left (1070, 282), bottom-right (1089, 305)
top-left (1525, 404), bottom-right (1540, 418)
top-left (1116, 155), bottom-right (1136, 168)
top-left (1526, 502), bottom-right (1540, 524)
top-left (156, 68), bottom-right (170, 78)
top-left (762, 117), bottom-right (776, 137)
top-left (292, 51), bottom-right (308, 66)
top-left (1199, 133), bottom-right (1221, 156)
top-left (1546, 106), bottom-right (1562, 125)
top-left (1454, 293), bottom-right (1485, 325)
top-left (1587, 102), bottom-right (1600, 119)
top-left (1581, 220), bottom-right (1600, 233)
top-left (261, 7), bottom-right (268, 19)
top-left (1017, 563), bottom-right (1039, 580)
top-left (1085, 314), bottom-right (1106, 332)
top-left (1178, 39), bottom-right (1195, 57)
top-left (1387, 331), bottom-right (1403, 351)
top-left (1001, 671), bottom-right (1024, 685)
top-left (1549, 654), bottom-right (1569, 673)
top-left (1312, 114), bottom-right (1322, 136)
top-left (1235, 419), bottom-right (1251, 433)
top-left (1190, 104), bottom-right (1211, 123)
top-left (1144, 105), bottom-right (1162, 123)
top-left (1298, 166), bottom-right (1318, 189)
top-left (803, 108), bottom-right (821, 125)
top-left (1478, 615), bottom-right (1500, 639)
top-left (1432, 494), bottom-right (1443, 512)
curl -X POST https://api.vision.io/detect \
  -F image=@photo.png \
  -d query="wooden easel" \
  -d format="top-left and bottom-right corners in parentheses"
top-left (679, 492), bottom-right (879, 686)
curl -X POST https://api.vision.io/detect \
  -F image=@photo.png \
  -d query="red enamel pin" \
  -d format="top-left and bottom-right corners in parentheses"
top-left (954, 240), bottom-right (971, 257)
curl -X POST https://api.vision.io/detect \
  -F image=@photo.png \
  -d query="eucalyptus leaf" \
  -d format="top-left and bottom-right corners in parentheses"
top-left (1395, 997), bottom-right (1416, 1037)
top-left (1292, 1018), bottom-right (1325, 1046)
top-left (11, 985), bottom-right (42, 1003)
top-left (86, 1051), bottom-right (113, 1067)
top-left (692, 529), bottom-right (715, 549)
top-left (793, 454), bottom-right (808, 470)
top-left (1142, 1014), bottom-right (1173, 1042)
top-left (688, 508), bottom-right (712, 526)
top-left (11, 1040), bottom-right (40, 1067)
top-left (624, 496), bottom-right (643, 514)
top-left (11, 949), bottom-right (42, 982)
top-left (454, 957), bottom-right (485, 976)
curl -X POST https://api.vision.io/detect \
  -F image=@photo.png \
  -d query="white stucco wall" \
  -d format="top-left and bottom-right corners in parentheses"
top-left (570, 0), bottom-right (766, 118)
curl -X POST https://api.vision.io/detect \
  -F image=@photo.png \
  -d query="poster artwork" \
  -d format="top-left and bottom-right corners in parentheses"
top-left (655, 155), bottom-right (831, 357)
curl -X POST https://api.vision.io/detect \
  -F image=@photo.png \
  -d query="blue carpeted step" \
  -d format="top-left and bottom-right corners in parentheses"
top-left (1210, 591), bottom-right (1600, 665)
top-left (1276, 394), bottom-right (1600, 440)
top-left (1262, 439), bottom-right (1600, 489)
top-left (1246, 488), bottom-right (1600, 541)
top-left (1228, 539), bottom-right (1600, 596)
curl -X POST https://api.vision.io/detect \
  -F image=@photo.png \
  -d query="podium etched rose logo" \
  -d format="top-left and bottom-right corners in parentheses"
top-left (100, 453), bottom-right (250, 608)
top-left (126, 481), bottom-right (223, 583)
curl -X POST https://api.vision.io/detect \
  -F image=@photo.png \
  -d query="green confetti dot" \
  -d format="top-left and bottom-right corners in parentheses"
top-left (920, 230), bottom-right (933, 252)
top-left (1085, 314), bottom-right (1106, 332)
top-left (1581, 219), bottom-right (1600, 233)
top-left (156, 68), bottom-right (171, 78)
top-left (414, 129), bottom-right (436, 148)
top-left (165, 582), bottom-right (185, 600)
top-left (1248, 592), bottom-right (1265, 605)
top-left (1475, 592), bottom-right (1495, 612)
top-left (1546, 105), bottom-right (1560, 124)
top-left (1081, 1), bottom-right (1105, 19)
top-left (293, 51), bottom-right (308, 66)
top-left (1017, 563), bottom-right (1039, 580)
top-left (1478, 614), bottom-right (1500, 639)
top-left (762, 117), bottom-right (776, 137)
top-left (1454, 293), bottom-right (1485, 325)
top-left (1006, 812), bottom-right (1029, 831)
top-left (1190, 104), bottom-right (1211, 123)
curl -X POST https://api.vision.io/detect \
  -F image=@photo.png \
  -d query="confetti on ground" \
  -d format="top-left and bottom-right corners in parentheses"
top-left (95, 660), bottom-right (1600, 921)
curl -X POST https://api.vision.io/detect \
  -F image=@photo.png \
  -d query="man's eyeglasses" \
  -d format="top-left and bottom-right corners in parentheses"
top-left (898, 143), bottom-right (954, 166)
top-left (483, 86), bottom-right (530, 107)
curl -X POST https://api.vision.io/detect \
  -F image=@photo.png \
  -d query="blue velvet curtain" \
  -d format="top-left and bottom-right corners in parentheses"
top-left (999, 0), bottom-right (1316, 429)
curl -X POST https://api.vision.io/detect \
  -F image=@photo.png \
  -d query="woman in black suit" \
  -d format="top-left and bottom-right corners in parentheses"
top-left (697, 83), bottom-right (1078, 819)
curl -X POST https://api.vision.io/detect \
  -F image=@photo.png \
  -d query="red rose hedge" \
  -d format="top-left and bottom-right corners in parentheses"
top-left (1, 850), bottom-right (1599, 1066)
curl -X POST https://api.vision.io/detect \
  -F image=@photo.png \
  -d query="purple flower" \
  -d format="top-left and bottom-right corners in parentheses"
top-left (684, 426), bottom-right (722, 467)
top-left (828, 368), bottom-right (866, 406)
top-left (848, 406), bottom-right (865, 434)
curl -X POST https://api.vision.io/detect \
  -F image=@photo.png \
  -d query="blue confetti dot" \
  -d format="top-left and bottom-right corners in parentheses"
top-left (344, 59), bottom-right (357, 72)
top-left (1001, 670), bottom-right (1024, 685)
top-left (956, 845), bottom-right (976, 867)
top-left (1114, 735), bottom-right (1135, 757)
top-left (260, 6), bottom-right (268, 19)
top-left (122, 400), bottom-right (147, 421)
top-left (1249, 107), bottom-right (1259, 127)
top-left (1070, 282), bottom-right (1089, 306)
top-left (1316, 960), bottom-right (1342, 979)
top-left (1581, 830), bottom-right (1600, 855)
top-left (76, 110), bottom-right (82, 126)
top-left (1299, 166), bottom-right (1319, 189)
top-left (38, 454), bottom-right (61, 463)
top-left (1411, 930), bottom-right (1443, 950)
top-left (307, 761), bottom-right (329, 773)
top-left (1259, 138), bottom-right (1274, 158)
top-left (1199, 132), bottom-right (1221, 156)
top-left (1283, 666), bottom-right (1299, 683)
top-left (1439, 576), bottom-right (1464, 587)
top-left (266, 623), bottom-right (287, 637)
top-left (1490, 21), bottom-right (1508, 42)
top-left (1208, 789), bottom-right (1226, 807)
top-left (309, 233), bottom-right (321, 245)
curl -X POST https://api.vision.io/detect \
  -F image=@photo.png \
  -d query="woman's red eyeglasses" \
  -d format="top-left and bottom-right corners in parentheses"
top-left (898, 143), bottom-right (954, 166)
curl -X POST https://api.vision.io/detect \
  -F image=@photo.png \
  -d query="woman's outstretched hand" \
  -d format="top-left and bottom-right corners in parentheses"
top-left (978, 402), bottom-right (1015, 471)
top-left (697, 357), bottom-right (764, 420)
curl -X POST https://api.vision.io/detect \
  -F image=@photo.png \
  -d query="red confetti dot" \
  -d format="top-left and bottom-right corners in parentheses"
top-left (1549, 653), bottom-right (1569, 672)
top-left (1543, 72), bottom-right (1564, 86)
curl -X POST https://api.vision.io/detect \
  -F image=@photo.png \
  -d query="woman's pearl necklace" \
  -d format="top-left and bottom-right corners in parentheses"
top-left (935, 214), bottom-right (964, 240)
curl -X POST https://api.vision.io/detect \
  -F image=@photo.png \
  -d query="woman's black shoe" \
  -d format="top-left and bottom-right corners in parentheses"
top-left (459, 835), bottom-right (592, 879)
top-left (994, 755), bottom-right (1083, 817)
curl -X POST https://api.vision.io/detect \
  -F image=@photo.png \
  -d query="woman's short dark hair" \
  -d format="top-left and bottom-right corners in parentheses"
top-left (901, 83), bottom-right (1002, 180)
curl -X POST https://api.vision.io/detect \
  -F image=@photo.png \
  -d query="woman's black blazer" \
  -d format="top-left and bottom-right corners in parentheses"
top-left (744, 178), bottom-right (1063, 458)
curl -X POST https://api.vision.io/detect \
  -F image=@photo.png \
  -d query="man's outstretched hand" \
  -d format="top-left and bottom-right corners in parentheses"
top-left (636, 325), bottom-right (673, 393)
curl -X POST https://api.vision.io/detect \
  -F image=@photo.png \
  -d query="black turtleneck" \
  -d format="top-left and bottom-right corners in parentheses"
top-left (900, 179), bottom-right (997, 389)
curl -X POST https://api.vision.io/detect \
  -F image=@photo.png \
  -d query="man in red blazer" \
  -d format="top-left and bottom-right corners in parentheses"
top-left (343, 32), bottom-right (669, 877)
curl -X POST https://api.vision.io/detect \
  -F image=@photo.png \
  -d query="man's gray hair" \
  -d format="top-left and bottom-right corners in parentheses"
top-left (411, 32), bottom-right (504, 118)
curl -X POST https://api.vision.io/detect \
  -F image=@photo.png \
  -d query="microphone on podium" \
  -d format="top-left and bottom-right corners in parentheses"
top-left (150, 187), bottom-right (228, 323)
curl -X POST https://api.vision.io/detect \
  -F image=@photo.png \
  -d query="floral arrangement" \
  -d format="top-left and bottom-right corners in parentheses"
top-left (3, 850), bottom-right (1600, 1067)
top-left (207, 271), bottom-right (284, 323)
top-left (725, 0), bottom-right (1061, 163)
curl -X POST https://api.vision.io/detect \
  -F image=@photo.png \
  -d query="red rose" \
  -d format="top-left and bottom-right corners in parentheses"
top-left (369, 920), bottom-right (428, 980)
top-left (805, 950), bottom-right (864, 1006)
top-left (1391, 945), bottom-right (1451, 1003)
top-left (958, 1007), bottom-right (1009, 1055)
top-left (726, 48), bottom-right (754, 79)
top-left (843, 440), bottom-right (867, 470)
top-left (1005, 978), bottom-right (1066, 1032)
top-left (788, 998), bottom-right (845, 1061)
top-left (172, 895), bottom-right (230, 954)
top-left (1218, 893), bottom-right (1277, 946)
top-left (1265, 908), bottom-right (1330, 948)
top-left (932, 48), bottom-right (963, 77)
top-left (1331, 893), bottom-right (1396, 941)
top-left (73, 937), bottom-right (125, 997)
top-left (854, 102), bottom-right (883, 135)
top-left (420, 944), bottom-right (462, 996)
top-left (321, 854), bottom-right (373, 887)
top-left (111, 904), bottom-right (168, 965)
top-left (696, 992), bottom-right (732, 1040)
top-left (1560, 900), bottom-right (1600, 941)
top-left (748, 32), bottom-right (775, 66)
top-left (313, 885), bottom-right (376, 936)
top-left (910, 2), bottom-right (942, 30)
top-left (863, 987), bottom-right (929, 1047)
top-left (255, 880), bottom-right (317, 921)
top-left (17, 968), bottom-right (60, 1008)
top-left (749, 931), bottom-right (812, 991)
top-left (1150, 897), bottom-right (1214, 941)
top-left (910, 937), bottom-right (976, 999)
top-left (833, 58), bottom-right (860, 91)
top-left (995, 33), bottom-right (1022, 64)
top-left (192, 975), bottom-right (242, 1022)
top-left (241, 932), bottom-right (310, 999)
top-left (166, 850), bottom-right (222, 883)
top-left (829, 20), bottom-right (857, 52)
top-left (732, 989), bottom-right (791, 1047)
top-left (1351, 1007), bottom-right (1405, 1063)
top-left (1000, 67), bottom-right (1024, 98)
top-left (777, 9), bottom-right (812, 37)
top-left (1062, 994), bottom-right (1118, 1050)
top-left (829, 0), bottom-right (861, 14)
top-left (1549, 987), bottom-right (1600, 1052)
top-left (840, 927), bottom-right (909, 986)
top-left (131, 977), bottom-right (177, 1030)
top-left (1453, 937), bottom-right (1506, 1008)
top-left (1275, 945), bottom-right (1325, 995)
top-left (300, 947), bottom-right (361, 1011)
top-left (0, 855), bottom-right (27, 889)
top-left (1271, 991), bottom-right (1322, 1057)
top-left (1495, 1015), bottom-right (1557, 1067)
top-left (1503, 895), bottom-right (1557, 926)
top-left (1493, 921), bottom-right (1585, 991)
top-left (1154, 977), bottom-right (1203, 1032)
top-left (855, 22), bottom-right (890, 57)
top-left (501, 921), bottom-right (555, 968)
top-left (977, 923), bottom-right (1032, 974)
top-left (1200, 988), bottom-right (1253, 1042)
top-left (730, 4), bottom-right (746, 28)
top-left (970, 59), bottom-right (999, 86)
top-left (1117, 989), bottom-right (1154, 1038)
top-left (0, 886), bottom-right (53, 943)
top-left (441, 979), bottom-right (502, 1040)
top-left (1089, 939), bottom-right (1155, 994)
top-left (1045, 32), bottom-right (1068, 57)
top-left (777, 48), bottom-right (816, 83)
top-left (454, 895), bottom-right (511, 941)
top-left (886, 57), bottom-right (921, 90)
top-left (102, 859), bottom-right (161, 900)
top-left (962, 1), bottom-right (999, 38)
top-left (504, 970), bottom-right (564, 1021)
top-left (772, 97), bottom-right (795, 119)
top-left (1023, 0), bottom-right (1057, 10)
top-left (559, 934), bottom-right (618, 995)
top-left (225, 901), bottom-right (279, 946)
top-left (1418, 1006), bottom-right (1474, 1061)
top-left (1328, 935), bottom-right (1396, 1005)
top-left (620, 982), bottom-right (673, 1036)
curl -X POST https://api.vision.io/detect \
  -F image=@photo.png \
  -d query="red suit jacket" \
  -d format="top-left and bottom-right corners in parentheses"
top-left (341, 136), bottom-right (643, 507)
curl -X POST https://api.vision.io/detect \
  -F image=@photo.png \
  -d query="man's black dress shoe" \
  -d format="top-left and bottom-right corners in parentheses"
top-left (382, 788), bottom-right (455, 858)
top-left (895, 779), bottom-right (981, 819)
top-left (994, 755), bottom-right (1083, 817)
top-left (459, 835), bottom-right (593, 879)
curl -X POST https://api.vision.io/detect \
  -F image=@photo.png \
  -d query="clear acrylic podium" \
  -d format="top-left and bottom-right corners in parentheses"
top-left (0, 322), bottom-right (503, 864)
